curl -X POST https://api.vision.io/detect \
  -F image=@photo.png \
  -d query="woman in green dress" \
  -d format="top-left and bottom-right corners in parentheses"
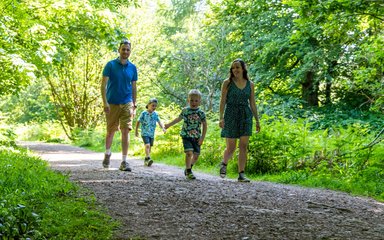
top-left (219, 59), bottom-right (261, 182)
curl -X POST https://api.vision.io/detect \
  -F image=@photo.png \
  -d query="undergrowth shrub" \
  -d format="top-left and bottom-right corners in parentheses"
top-left (248, 116), bottom-right (383, 176)
top-left (0, 124), bottom-right (17, 147)
top-left (15, 121), bottom-right (67, 143)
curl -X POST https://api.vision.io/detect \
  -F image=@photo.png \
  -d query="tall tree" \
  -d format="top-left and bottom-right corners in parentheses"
top-left (0, 0), bottom-right (136, 138)
top-left (145, 0), bottom-right (225, 111)
top-left (206, 0), bottom-right (384, 111)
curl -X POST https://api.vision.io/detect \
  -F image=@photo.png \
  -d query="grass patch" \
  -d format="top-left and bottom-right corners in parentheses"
top-left (256, 170), bottom-right (384, 202)
top-left (0, 146), bottom-right (118, 239)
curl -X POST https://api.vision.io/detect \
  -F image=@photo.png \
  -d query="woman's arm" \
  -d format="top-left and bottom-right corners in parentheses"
top-left (199, 120), bottom-right (207, 145)
top-left (219, 79), bottom-right (229, 128)
top-left (249, 81), bottom-right (260, 132)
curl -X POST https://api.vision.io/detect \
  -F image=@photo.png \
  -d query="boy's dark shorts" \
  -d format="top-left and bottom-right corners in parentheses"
top-left (142, 136), bottom-right (154, 146)
top-left (182, 137), bottom-right (200, 154)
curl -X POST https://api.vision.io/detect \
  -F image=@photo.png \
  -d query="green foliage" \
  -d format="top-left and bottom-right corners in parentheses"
top-left (248, 116), bottom-right (382, 173)
top-left (0, 147), bottom-right (117, 239)
top-left (47, 46), bottom-right (106, 140)
top-left (1, 0), bottom-right (138, 139)
top-left (0, 122), bottom-right (17, 148)
top-left (15, 121), bottom-right (68, 143)
top-left (0, 0), bottom-right (38, 95)
top-left (1, 80), bottom-right (57, 124)
top-left (129, 0), bottom-right (225, 112)
top-left (246, 116), bottom-right (384, 200)
top-left (206, 0), bottom-right (384, 110)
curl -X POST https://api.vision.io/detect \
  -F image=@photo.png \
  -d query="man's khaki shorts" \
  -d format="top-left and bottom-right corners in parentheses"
top-left (106, 103), bottom-right (134, 132)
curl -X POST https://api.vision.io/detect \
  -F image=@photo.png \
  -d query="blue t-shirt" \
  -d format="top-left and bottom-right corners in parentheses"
top-left (138, 111), bottom-right (161, 138)
top-left (103, 58), bottom-right (138, 104)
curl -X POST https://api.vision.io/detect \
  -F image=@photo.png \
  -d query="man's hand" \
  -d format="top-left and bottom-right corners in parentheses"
top-left (131, 107), bottom-right (136, 117)
top-left (104, 105), bottom-right (110, 114)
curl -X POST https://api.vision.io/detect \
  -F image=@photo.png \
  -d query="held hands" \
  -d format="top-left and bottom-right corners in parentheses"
top-left (162, 127), bottom-right (167, 133)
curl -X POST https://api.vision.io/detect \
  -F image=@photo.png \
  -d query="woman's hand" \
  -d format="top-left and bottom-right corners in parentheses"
top-left (219, 119), bottom-right (225, 129)
top-left (256, 121), bottom-right (261, 133)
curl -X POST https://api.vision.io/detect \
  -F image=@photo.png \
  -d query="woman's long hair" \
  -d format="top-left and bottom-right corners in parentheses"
top-left (228, 59), bottom-right (249, 88)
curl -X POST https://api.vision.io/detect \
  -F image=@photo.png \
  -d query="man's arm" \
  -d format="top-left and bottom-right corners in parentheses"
top-left (132, 81), bottom-right (137, 107)
top-left (101, 76), bottom-right (109, 113)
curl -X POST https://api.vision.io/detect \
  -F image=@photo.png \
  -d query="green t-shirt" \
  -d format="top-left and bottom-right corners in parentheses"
top-left (179, 107), bottom-right (206, 139)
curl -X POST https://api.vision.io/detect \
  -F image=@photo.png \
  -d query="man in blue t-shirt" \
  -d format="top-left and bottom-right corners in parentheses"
top-left (101, 39), bottom-right (138, 172)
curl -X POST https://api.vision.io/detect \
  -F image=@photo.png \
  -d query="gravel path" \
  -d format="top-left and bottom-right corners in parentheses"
top-left (18, 141), bottom-right (384, 240)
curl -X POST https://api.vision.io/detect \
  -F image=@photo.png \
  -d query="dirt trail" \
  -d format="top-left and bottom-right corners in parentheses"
top-left (18, 141), bottom-right (384, 240)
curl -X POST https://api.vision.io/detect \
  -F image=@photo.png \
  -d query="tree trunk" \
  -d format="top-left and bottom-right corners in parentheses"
top-left (325, 79), bottom-right (332, 105)
top-left (325, 60), bottom-right (337, 106)
top-left (301, 71), bottom-right (319, 107)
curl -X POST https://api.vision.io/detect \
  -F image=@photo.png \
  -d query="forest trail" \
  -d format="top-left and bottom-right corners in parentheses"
top-left (18, 141), bottom-right (384, 240)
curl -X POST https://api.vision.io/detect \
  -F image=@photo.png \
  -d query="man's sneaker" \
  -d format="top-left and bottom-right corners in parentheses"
top-left (219, 162), bottom-right (227, 178)
top-left (186, 171), bottom-right (196, 180)
top-left (102, 154), bottom-right (111, 168)
top-left (119, 161), bottom-right (132, 172)
top-left (238, 172), bottom-right (250, 182)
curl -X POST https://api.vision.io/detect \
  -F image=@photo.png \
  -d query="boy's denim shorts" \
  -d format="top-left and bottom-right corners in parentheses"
top-left (142, 136), bottom-right (154, 146)
top-left (182, 137), bottom-right (200, 154)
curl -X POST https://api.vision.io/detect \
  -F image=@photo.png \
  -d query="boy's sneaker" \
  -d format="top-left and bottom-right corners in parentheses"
top-left (102, 154), bottom-right (111, 168)
top-left (144, 157), bottom-right (153, 167)
top-left (186, 171), bottom-right (196, 180)
top-left (238, 172), bottom-right (250, 182)
top-left (219, 162), bottom-right (227, 178)
top-left (119, 161), bottom-right (132, 172)
top-left (147, 159), bottom-right (153, 167)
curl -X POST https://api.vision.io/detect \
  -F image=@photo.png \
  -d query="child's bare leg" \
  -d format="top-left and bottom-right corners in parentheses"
top-left (145, 143), bottom-right (151, 158)
top-left (185, 151), bottom-right (193, 169)
top-left (191, 153), bottom-right (199, 166)
top-left (185, 151), bottom-right (196, 179)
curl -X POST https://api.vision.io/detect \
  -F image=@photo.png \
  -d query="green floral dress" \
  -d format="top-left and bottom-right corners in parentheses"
top-left (221, 80), bottom-right (253, 138)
